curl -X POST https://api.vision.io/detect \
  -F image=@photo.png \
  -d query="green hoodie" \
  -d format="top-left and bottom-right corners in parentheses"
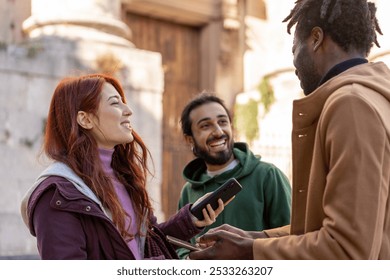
top-left (177, 142), bottom-right (292, 259)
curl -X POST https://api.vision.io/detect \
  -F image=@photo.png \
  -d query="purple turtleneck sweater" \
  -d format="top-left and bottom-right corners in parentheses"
top-left (98, 148), bottom-right (142, 259)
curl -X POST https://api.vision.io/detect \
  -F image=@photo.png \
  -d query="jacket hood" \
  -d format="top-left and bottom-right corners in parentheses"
top-left (182, 142), bottom-right (261, 188)
top-left (20, 161), bottom-right (108, 228)
top-left (325, 62), bottom-right (390, 103)
top-left (294, 62), bottom-right (390, 123)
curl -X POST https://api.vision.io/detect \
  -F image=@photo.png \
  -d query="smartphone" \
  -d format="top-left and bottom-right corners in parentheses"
top-left (190, 178), bottom-right (242, 220)
top-left (166, 235), bottom-right (201, 251)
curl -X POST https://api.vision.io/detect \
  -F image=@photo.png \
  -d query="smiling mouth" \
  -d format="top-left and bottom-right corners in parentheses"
top-left (208, 138), bottom-right (226, 148)
top-left (121, 122), bottom-right (132, 130)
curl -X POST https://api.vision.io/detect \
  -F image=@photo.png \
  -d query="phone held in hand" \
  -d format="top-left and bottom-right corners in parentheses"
top-left (190, 177), bottom-right (242, 220)
top-left (166, 235), bottom-right (201, 251)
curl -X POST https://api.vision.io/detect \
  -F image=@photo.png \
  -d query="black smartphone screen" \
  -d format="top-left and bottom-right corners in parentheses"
top-left (190, 178), bottom-right (242, 220)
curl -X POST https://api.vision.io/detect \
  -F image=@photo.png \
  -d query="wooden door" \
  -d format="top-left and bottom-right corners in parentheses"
top-left (123, 13), bottom-right (201, 218)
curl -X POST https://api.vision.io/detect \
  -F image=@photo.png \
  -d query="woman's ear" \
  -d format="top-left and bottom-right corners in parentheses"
top-left (77, 111), bottom-right (94, 129)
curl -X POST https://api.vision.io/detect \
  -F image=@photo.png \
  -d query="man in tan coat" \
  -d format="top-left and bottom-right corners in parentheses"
top-left (189, 0), bottom-right (390, 259)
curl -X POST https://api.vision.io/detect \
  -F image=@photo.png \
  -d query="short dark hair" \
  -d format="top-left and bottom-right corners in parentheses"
top-left (283, 0), bottom-right (382, 56)
top-left (180, 92), bottom-right (231, 136)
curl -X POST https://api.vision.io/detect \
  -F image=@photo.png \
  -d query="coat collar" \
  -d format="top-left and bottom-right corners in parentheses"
top-left (293, 62), bottom-right (390, 130)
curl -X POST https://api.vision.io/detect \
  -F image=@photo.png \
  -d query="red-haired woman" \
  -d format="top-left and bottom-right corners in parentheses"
top-left (21, 74), bottom-right (224, 259)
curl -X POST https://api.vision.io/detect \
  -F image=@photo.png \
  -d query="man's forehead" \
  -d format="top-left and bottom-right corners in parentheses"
top-left (190, 103), bottom-right (228, 122)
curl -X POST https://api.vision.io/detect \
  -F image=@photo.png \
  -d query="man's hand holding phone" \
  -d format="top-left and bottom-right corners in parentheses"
top-left (189, 230), bottom-right (254, 260)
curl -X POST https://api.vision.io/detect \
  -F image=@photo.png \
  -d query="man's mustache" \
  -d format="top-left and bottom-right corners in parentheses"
top-left (206, 135), bottom-right (228, 145)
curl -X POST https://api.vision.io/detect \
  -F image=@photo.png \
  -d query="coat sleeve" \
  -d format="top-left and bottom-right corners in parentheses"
top-left (263, 225), bottom-right (290, 237)
top-left (32, 188), bottom-right (88, 259)
top-left (154, 204), bottom-right (202, 241)
top-left (150, 204), bottom-right (203, 259)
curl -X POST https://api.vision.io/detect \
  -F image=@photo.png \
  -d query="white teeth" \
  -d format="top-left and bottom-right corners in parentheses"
top-left (210, 140), bottom-right (225, 147)
top-left (122, 123), bottom-right (131, 129)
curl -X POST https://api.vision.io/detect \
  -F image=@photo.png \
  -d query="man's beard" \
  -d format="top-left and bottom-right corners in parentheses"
top-left (192, 136), bottom-right (234, 165)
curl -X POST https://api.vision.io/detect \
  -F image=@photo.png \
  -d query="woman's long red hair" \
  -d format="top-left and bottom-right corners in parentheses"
top-left (44, 73), bottom-right (153, 240)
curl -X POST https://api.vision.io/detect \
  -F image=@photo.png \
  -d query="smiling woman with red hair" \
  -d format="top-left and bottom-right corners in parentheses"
top-left (20, 73), bottom-right (223, 259)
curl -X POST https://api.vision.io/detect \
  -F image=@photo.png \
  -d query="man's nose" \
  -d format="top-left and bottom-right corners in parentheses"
top-left (212, 125), bottom-right (223, 136)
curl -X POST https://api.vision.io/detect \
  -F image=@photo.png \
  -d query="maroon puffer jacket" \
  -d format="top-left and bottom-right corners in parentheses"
top-left (26, 176), bottom-right (201, 259)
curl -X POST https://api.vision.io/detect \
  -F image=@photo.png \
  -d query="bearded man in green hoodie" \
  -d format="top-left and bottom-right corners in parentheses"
top-left (189, 0), bottom-right (390, 260)
top-left (176, 93), bottom-right (292, 259)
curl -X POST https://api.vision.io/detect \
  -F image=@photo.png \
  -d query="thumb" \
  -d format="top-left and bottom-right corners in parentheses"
top-left (197, 231), bottom-right (222, 245)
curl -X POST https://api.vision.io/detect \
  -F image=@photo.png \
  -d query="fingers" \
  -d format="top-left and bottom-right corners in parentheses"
top-left (208, 223), bottom-right (235, 233)
top-left (191, 231), bottom-right (254, 260)
top-left (192, 198), bottom-right (226, 227)
top-left (198, 200), bottom-right (224, 225)
top-left (209, 199), bottom-right (225, 219)
top-left (189, 232), bottom-right (222, 260)
top-left (196, 230), bottom-right (223, 244)
top-left (192, 192), bottom-right (211, 208)
top-left (200, 204), bottom-right (217, 224)
top-left (214, 198), bottom-right (225, 216)
top-left (224, 196), bottom-right (235, 206)
top-left (193, 204), bottom-right (218, 227)
top-left (202, 199), bottom-right (224, 223)
top-left (207, 224), bottom-right (228, 234)
top-left (204, 205), bottom-right (216, 222)
top-left (190, 231), bottom-right (230, 260)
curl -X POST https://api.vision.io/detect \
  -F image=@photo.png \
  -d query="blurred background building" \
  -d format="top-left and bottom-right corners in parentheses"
top-left (0, 0), bottom-right (389, 258)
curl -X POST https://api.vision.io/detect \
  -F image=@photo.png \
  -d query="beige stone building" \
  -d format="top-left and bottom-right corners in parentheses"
top-left (0, 0), bottom-right (389, 258)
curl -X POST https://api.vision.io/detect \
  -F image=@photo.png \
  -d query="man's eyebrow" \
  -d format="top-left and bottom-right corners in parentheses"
top-left (196, 117), bottom-right (211, 125)
top-left (196, 114), bottom-right (228, 125)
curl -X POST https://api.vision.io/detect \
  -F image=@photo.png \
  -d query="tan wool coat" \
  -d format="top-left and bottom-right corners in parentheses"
top-left (254, 62), bottom-right (390, 259)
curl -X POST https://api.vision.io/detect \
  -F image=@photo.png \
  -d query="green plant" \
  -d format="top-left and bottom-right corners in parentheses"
top-left (258, 76), bottom-right (275, 114)
top-left (233, 76), bottom-right (275, 144)
top-left (234, 98), bottom-right (259, 145)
